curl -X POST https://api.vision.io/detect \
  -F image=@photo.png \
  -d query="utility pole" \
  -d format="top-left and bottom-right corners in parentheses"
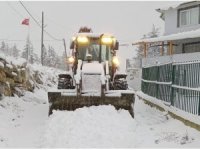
top-left (41, 11), bottom-right (44, 65)
top-left (63, 38), bottom-right (69, 71)
top-left (63, 38), bottom-right (67, 55)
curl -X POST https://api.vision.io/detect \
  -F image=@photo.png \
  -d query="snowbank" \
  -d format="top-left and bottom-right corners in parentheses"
top-left (41, 106), bottom-right (137, 148)
top-left (136, 91), bottom-right (200, 126)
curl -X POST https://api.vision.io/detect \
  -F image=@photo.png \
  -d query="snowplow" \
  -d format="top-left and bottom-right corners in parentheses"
top-left (48, 31), bottom-right (135, 118)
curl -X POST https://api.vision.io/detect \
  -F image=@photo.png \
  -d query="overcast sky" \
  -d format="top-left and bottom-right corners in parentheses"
top-left (0, 1), bottom-right (182, 70)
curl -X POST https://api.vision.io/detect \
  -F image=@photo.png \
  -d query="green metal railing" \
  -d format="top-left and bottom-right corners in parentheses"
top-left (142, 62), bottom-right (200, 115)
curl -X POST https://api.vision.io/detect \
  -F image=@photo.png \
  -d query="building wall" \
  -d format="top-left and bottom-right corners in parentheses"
top-left (173, 37), bottom-right (200, 54)
top-left (164, 1), bottom-right (200, 35)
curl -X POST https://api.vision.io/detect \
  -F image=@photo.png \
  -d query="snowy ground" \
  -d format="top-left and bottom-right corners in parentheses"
top-left (1, 87), bottom-right (200, 148)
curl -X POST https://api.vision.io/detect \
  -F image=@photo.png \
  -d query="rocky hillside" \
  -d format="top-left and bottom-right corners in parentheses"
top-left (0, 54), bottom-right (62, 99)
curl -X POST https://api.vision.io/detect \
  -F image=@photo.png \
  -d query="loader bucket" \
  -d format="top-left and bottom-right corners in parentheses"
top-left (48, 92), bottom-right (135, 118)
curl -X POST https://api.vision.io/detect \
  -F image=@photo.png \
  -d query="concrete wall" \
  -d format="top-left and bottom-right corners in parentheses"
top-left (126, 68), bottom-right (141, 91)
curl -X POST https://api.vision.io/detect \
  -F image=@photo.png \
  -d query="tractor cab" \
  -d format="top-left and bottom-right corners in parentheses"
top-left (69, 33), bottom-right (119, 81)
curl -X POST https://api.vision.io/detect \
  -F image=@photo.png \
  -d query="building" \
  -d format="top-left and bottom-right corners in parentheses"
top-left (134, 1), bottom-right (200, 57)
top-left (133, 1), bottom-right (200, 116)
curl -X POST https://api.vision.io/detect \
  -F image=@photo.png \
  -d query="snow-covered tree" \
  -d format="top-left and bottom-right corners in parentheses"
top-left (135, 24), bottom-right (160, 58)
top-left (12, 44), bottom-right (20, 58)
top-left (31, 53), bottom-right (40, 64)
top-left (147, 24), bottom-right (160, 38)
top-left (46, 45), bottom-right (57, 67)
top-left (135, 35), bottom-right (147, 59)
top-left (0, 41), bottom-right (6, 53)
top-left (147, 24), bottom-right (160, 57)
top-left (58, 51), bottom-right (68, 70)
top-left (5, 44), bottom-right (10, 56)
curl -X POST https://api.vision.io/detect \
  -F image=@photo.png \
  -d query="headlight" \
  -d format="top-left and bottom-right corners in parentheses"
top-left (112, 56), bottom-right (119, 66)
top-left (101, 36), bottom-right (113, 45)
top-left (68, 56), bottom-right (75, 64)
top-left (72, 36), bottom-right (76, 41)
top-left (77, 36), bottom-right (89, 43)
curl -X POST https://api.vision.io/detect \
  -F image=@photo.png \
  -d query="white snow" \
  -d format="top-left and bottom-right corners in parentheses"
top-left (1, 86), bottom-right (200, 148)
top-left (0, 60), bottom-right (200, 148)
top-left (75, 33), bottom-right (113, 38)
top-left (5, 64), bottom-right (13, 69)
top-left (0, 61), bottom-right (4, 68)
top-left (142, 79), bottom-right (172, 85)
top-left (5, 56), bottom-right (27, 67)
top-left (82, 62), bottom-right (104, 74)
top-left (134, 28), bottom-right (200, 43)
top-left (11, 72), bottom-right (17, 76)
top-left (41, 106), bottom-right (136, 148)
top-left (137, 91), bottom-right (200, 126)
top-left (172, 84), bottom-right (200, 92)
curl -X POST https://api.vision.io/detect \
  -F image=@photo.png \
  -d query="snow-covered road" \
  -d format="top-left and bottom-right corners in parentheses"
top-left (0, 90), bottom-right (200, 148)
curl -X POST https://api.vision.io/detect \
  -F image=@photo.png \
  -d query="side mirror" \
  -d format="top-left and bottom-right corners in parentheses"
top-left (70, 41), bottom-right (75, 49)
top-left (114, 41), bottom-right (119, 50)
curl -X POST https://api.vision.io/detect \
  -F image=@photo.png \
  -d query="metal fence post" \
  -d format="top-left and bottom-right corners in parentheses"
top-left (156, 61), bottom-right (159, 99)
top-left (170, 64), bottom-right (175, 106)
top-left (198, 96), bottom-right (200, 116)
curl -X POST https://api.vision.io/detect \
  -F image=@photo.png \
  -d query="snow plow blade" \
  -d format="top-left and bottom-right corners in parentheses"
top-left (48, 92), bottom-right (135, 118)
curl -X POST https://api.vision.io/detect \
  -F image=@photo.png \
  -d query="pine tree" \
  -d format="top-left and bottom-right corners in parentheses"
top-left (147, 24), bottom-right (160, 57)
top-left (0, 41), bottom-right (6, 53)
top-left (47, 45), bottom-right (58, 67)
top-left (32, 53), bottom-right (40, 64)
top-left (12, 44), bottom-right (20, 58)
top-left (59, 51), bottom-right (68, 70)
top-left (147, 24), bottom-right (160, 38)
top-left (136, 24), bottom-right (160, 58)
top-left (135, 35), bottom-right (147, 59)
top-left (5, 44), bottom-right (10, 56)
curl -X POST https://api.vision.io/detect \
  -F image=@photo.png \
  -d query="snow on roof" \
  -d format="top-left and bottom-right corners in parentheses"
top-left (156, 2), bottom-right (182, 12)
top-left (75, 33), bottom-right (114, 38)
top-left (156, 1), bottom-right (197, 20)
top-left (133, 28), bottom-right (200, 44)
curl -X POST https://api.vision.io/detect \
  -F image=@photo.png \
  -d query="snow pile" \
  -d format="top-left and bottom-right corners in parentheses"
top-left (41, 106), bottom-right (137, 148)
top-left (137, 91), bottom-right (200, 125)
top-left (133, 96), bottom-right (200, 148)
top-left (0, 54), bottom-right (27, 67)
top-left (0, 90), bottom-right (48, 148)
top-left (39, 98), bottom-right (200, 148)
top-left (28, 63), bottom-right (63, 90)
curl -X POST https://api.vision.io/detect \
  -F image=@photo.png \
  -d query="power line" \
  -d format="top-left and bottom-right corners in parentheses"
top-left (44, 30), bottom-right (62, 41)
top-left (19, 1), bottom-right (62, 41)
top-left (6, 1), bottom-right (24, 18)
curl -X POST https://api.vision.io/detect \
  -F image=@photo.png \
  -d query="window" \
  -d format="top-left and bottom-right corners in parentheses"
top-left (179, 7), bottom-right (199, 27)
top-left (77, 43), bottom-right (112, 63)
